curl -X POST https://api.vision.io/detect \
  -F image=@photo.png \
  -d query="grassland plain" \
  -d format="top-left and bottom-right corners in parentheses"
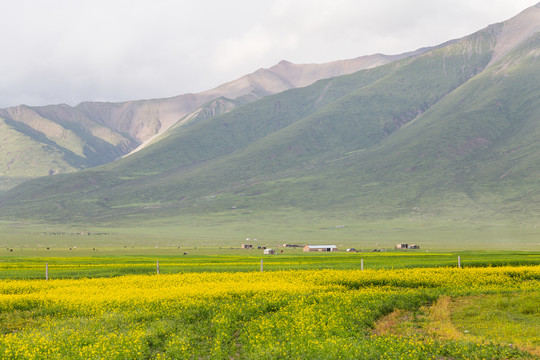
top-left (2, 214), bottom-right (540, 253)
top-left (0, 266), bottom-right (538, 359)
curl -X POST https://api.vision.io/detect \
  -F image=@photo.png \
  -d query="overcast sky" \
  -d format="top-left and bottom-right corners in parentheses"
top-left (0, 0), bottom-right (537, 108)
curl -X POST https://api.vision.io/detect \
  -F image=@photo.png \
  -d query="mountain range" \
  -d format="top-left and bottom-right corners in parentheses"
top-left (0, 51), bottom-right (421, 192)
top-left (1, 4), bottom-right (540, 231)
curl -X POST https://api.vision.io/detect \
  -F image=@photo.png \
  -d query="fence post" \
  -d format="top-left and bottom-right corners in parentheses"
top-left (157, 261), bottom-right (160, 275)
top-left (458, 255), bottom-right (461, 268)
top-left (46, 263), bottom-right (49, 281)
top-left (260, 259), bottom-right (263, 272)
top-left (361, 258), bottom-right (364, 271)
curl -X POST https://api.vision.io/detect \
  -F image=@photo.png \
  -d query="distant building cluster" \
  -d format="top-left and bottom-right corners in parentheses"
top-left (242, 241), bottom-right (422, 253)
top-left (243, 243), bottom-right (340, 252)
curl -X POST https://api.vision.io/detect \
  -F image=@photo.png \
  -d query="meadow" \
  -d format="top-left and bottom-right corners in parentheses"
top-left (1, 250), bottom-right (540, 280)
top-left (0, 251), bottom-right (539, 359)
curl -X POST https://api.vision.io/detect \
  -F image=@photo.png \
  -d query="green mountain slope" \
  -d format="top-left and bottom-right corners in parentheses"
top-left (0, 105), bottom-right (134, 192)
top-left (1, 5), bottom-right (539, 229)
top-left (0, 117), bottom-right (79, 190)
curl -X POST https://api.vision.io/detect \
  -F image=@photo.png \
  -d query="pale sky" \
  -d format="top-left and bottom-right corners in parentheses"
top-left (0, 0), bottom-right (537, 108)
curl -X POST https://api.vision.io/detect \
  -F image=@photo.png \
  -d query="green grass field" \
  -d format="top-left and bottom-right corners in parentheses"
top-left (1, 248), bottom-right (539, 280)
top-left (1, 215), bottom-right (539, 280)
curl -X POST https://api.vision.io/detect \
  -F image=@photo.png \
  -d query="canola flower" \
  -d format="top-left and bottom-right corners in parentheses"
top-left (0, 266), bottom-right (538, 359)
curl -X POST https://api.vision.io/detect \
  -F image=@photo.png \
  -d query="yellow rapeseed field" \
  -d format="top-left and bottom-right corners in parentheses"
top-left (0, 266), bottom-right (538, 359)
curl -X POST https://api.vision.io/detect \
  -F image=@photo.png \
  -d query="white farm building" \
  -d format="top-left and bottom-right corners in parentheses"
top-left (303, 245), bottom-right (338, 252)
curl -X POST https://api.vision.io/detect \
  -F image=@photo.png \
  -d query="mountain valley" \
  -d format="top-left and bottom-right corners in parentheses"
top-left (1, 4), bottom-right (540, 248)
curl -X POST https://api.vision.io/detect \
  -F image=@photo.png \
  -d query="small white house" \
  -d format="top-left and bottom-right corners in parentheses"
top-left (263, 248), bottom-right (276, 255)
top-left (303, 245), bottom-right (338, 252)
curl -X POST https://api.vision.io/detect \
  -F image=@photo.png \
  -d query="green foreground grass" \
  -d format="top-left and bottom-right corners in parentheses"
top-left (451, 292), bottom-right (540, 354)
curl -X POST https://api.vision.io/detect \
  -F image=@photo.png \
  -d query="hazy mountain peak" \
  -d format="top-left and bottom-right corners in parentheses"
top-left (488, 4), bottom-right (540, 66)
top-left (276, 59), bottom-right (293, 66)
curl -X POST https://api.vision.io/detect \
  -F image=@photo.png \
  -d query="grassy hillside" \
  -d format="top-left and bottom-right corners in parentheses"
top-left (253, 32), bottom-right (540, 223)
top-left (0, 117), bottom-right (80, 191)
top-left (337, 32), bottom-right (540, 219)
top-left (0, 105), bottom-right (136, 191)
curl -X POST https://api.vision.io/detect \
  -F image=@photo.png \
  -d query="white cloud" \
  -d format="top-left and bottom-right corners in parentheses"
top-left (213, 26), bottom-right (274, 71)
top-left (0, 0), bottom-right (537, 108)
